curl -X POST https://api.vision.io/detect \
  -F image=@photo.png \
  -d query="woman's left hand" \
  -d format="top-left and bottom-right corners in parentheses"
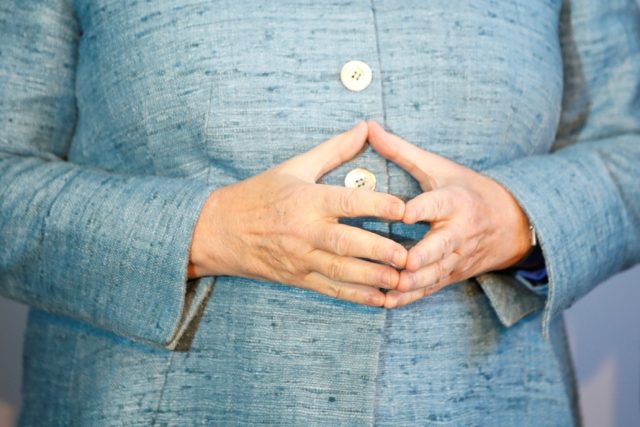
top-left (366, 121), bottom-right (534, 309)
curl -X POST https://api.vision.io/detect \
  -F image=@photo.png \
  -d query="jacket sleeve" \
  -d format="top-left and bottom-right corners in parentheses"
top-left (0, 1), bottom-right (216, 349)
top-left (476, 0), bottom-right (640, 334)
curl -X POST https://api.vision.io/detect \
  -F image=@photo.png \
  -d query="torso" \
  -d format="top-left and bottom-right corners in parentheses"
top-left (24, 1), bottom-right (575, 424)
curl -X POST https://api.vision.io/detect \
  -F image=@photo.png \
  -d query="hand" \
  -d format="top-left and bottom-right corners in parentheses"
top-left (188, 121), bottom-right (408, 306)
top-left (366, 120), bottom-right (533, 309)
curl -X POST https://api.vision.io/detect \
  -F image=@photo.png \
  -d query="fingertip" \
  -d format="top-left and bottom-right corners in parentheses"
top-left (365, 120), bottom-right (384, 142)
top-left (340, 123), bottom-right (366, 149)
top-left (340, 121), bottom-right (367, 144)
top-left (402, 206), bottom-right (419, 224)
top-left (353, 120), bottom-right (367, 133)
top-left (368, 291), bottom-right (385, 307)
top-left (391, 246), bottom-right (408, 270)
top-left (396, 196), bottom-right (407, 216)
top-left (405, 251), bottom-right (423, 272)
top-left (376, 193), bottom-right (405, 220)
top-left (402, 198), bottom-right (423, 224)
top-left (384, 267), bottom-right (401, 289)
top-left (365, 119), bottom-right (380, 130)
top-left (384, 294), bottom-right (397, 309)
top-left (402, 213), bottom-right (417, 225)
top-left (389, 199), bottom-right (405, 220)
top-left (397, 272), bottom-right (415, 292)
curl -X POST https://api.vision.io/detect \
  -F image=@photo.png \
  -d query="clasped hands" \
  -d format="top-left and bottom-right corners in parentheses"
top-left (189, 121), bottom-right (533, 309)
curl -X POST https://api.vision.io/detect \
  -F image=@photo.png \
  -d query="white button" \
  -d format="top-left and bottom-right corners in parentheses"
top-left (340, 60), bottom-right (373, 92)
top-left (344, 168), bottom-right (376, 191)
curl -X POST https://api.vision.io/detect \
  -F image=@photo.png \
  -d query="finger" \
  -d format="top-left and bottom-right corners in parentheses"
top-left (383, 285), bottom-right (443, 309)
top-left (403, 189), bottom-right (456, 224)
top-left (309, 249), bottom-right (401, 289)
top-left (314, 223), bottom-right (407, 268)
top-left (396, 252), bottom-right (462, 292)
top-left (405, 225), bottom-right (462, 272)
top-left (305, 272), bottom-right (386, 307)
top-left (319, 185), bottom-right (405, 220)
top-left (366, 120), bottom-right (458, 189)
top-left (284, 121), bottom-right (369, 182)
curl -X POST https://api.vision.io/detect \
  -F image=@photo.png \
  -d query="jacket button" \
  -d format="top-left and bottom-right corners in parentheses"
top-left (344, 167), bottom-right (376, 191)
top-left (340, 60), bottom-right (372, 92)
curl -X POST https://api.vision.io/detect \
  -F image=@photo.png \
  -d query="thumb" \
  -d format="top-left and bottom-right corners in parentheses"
top-left (367, 120), bottom-right (460, 190)
top-left (282, 121), bottom-right (369, 182)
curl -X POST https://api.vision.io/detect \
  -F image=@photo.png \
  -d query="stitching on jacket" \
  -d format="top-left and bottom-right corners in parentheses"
top-left (369, 1), bottom-right (390, 425)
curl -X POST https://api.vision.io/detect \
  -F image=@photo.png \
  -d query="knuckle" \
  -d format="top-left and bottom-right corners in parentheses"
top-left (333, 229), bottom-right (351, 255)
top-left (435, 260), bottom-right (446, 281)
top-left (299, 247), bottom-right (319, 271)
top-left (325, 282), bottom-right (340, 299)
top-left (441, 234), bottom-right (453, 256)
top-left (461, 255), bottom-right (476, 273)
top-left (329, 256), bottom-right (346, 280)
top-left (443, 260), bottom-right (455, 279)
top-left (372, 241), bottom-right (391, 263)
top-left (339, 188), bottom-right (356, 215)
top-left (333, 285), bottom-right (347, 301)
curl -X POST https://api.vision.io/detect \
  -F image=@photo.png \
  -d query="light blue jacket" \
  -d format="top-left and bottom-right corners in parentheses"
top-left (1, 0), bottom-right (639, 425)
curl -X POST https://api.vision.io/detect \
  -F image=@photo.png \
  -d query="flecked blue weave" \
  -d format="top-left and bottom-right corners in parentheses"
top-left (1, 0), bottom-right (639, 425)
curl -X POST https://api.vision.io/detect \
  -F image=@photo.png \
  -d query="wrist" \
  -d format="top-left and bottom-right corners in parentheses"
top-left (503, 194), bottom-right (534, 268)
top-left (188, 188), bottom-right (228, 279)
top-left (484, 175), bottom-right (533, 269)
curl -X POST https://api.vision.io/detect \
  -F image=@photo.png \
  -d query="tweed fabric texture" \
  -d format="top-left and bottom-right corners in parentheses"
top-left (1, 0), bottom-right (638, 425)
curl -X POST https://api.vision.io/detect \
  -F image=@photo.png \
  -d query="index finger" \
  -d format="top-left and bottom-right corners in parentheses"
top-left (318, 185), bottom-right (405, 220)
top-left (403, 188), bottom-right (456, 224)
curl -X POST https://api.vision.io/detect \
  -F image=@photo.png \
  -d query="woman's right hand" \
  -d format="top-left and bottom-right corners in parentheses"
top-left (188, 121), bottom-right (407, 306)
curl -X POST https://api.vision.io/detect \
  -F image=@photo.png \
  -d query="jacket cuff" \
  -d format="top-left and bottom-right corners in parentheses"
top-left (103, 178), bottom-right (217, 349)
top-left (478, 145), bottom-right (631, 337)
top-left (42, 174), bottom-right (218, 350)
top-left (476, 272), bottom-right (545, 328)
